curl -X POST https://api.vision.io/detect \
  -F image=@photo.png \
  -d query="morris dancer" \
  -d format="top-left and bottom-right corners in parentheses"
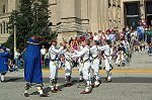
top-left (98, 40), bottom-right (113, 82)
top-left (72, 40), bottom-right (92, 94)
top-left (48, 40), bottom-right (64, 93)
top-left (0, 46), bottom-right (9, 82)
top-left (90, 40), bottom-right (101, 87)
top-left (62, 44), bottom-right (73, 87)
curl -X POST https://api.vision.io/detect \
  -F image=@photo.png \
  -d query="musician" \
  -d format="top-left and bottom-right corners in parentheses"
top-left (24, 36), bottom-right (48, 97)
top-left (0, 46), bottom-right (9, 82)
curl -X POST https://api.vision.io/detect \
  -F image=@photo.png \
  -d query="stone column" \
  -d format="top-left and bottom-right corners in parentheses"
top-left (57, 0), bottom-right (81, 43)
top-left (140, 0), bottom-right (145, 20)
top-left (101, 0), bottom-right (109, 31)
top-left (59, 0), bottom-right (81, 32)
top-left (60, 0), bottom-right (76, 18)
top-left (117, 0), bottom-right (122, 30)
top-left (81, 0), bottom-right (89, 32)
top-left (89, 0), bottom-right (98, 32)
top-left (108, 0), bottom-right (113, 28)
top-left (48, 0), bottom-right (59, 32)
top-left (120, 0), bottom-right (124, 29)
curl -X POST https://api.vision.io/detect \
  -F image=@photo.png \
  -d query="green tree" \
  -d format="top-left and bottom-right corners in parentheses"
top-left (4, 0), bottom-right (56, 52)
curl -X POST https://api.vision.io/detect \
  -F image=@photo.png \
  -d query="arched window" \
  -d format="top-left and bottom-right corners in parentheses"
top-left (108, 0), bottom-right (111, 8)
top-left (3, 21), bottom-right (5, 34)
top-left (6, 22), bottom-right (8, 33)
top-left (3, 5), bottom-right (6, 13)
top-left (0, 23), bottom-right (2, 34)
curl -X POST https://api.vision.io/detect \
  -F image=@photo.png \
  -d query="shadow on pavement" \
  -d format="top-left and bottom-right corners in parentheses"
top-left (5, 77), bottom-right (152, 83)
top-left (109, 77), bottom-right (152, 83)
top-left (5, 77), bottom-right (23, 82)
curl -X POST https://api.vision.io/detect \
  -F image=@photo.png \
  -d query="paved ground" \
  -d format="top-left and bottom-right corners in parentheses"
top-left (0, 51), bottom-right (152, 100)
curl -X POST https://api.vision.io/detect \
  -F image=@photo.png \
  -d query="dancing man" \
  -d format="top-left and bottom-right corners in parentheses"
top-left (24, 36), bottom-right (48, 97)
top-left (0, 46), bottom-right (9, 82)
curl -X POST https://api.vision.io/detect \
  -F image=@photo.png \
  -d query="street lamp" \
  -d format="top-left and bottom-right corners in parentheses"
top-left (14, 18), bottom-right (16, 59)
top-left (40, 22), bottom-right (52, 35)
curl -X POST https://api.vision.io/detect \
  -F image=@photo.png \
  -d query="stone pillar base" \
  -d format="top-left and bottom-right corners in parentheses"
top-left (81, 19), bottom-right (89, 32)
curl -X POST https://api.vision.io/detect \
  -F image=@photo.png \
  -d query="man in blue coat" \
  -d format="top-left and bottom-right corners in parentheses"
top-left (137, 23), bottom-right (145, 41)
top-left (0, 46), bottom-right (9, 82)
top-left (24, 36), bottom-right (48, 97)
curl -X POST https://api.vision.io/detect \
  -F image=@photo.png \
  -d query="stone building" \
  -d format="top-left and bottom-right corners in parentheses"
top-left (0, 0), bottom-right (152, 43)
top-left (0, 0), bottom-right (20, 43)
top-left (49, 0), bottom-right (122, 42)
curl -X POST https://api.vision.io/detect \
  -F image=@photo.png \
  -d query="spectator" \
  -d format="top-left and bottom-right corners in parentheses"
top-left (40, 45), bottom-right (46, 65)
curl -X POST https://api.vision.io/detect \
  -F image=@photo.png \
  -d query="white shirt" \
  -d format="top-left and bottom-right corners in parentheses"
top-left (94, 35), bottom-right (99, 41)
top-left (98, 44), bottom-right (111, 56)
top-left (41, 48), bottom-right (46, 55)
top-left (73, 45), bottom-right (90, 61)
top-left (90, 45), bottom-right (99, 58)
top-left (48, 45), bottom-right (64, 60)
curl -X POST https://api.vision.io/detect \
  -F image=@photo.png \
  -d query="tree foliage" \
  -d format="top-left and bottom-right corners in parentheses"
top-left (4, 0), bottom-right (57, 52)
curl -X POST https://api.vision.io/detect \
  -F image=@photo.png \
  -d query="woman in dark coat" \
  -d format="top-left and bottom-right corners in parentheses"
top-left (24, 36), bottom-right (48, 97)
top-left (0, 46), bottom-right (9, 82)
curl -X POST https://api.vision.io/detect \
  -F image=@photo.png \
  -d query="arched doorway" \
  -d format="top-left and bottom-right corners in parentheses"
top-left (124, 1), bottom-right (140, 29)
top-left (146, 1), bottom-right (152, 27)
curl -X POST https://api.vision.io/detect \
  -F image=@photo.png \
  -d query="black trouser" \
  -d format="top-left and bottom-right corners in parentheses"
top-left (1, 72), bottom-right (6, 76)
top-left (24, 82), bottom-right (43, 90)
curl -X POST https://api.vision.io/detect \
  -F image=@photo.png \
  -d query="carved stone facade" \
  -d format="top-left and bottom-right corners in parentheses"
top-left (49, 0), bottom-right (123, 42)
top-left (0, 0), bottom-right (150, 43)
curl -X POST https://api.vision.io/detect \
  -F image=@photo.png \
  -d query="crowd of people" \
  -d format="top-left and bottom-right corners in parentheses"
top-left (0, 20), bottom-right (152, 97)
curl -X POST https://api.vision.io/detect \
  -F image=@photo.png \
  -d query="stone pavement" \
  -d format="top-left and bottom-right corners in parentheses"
top-left (0, 51), bottom-right (152, 100)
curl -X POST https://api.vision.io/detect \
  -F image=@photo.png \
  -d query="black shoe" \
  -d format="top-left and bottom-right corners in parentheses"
top-left (79, 79), bottom-right (84, 82)
top-left (24, 93), bottom-right (29, 97)
top-left (107, 79), bottom-right (112, 82)
top-left (94, 84), bottom-right (100, 87)
top-left (51, 89), bottom-right (57, 93)
top-left (39, 94), bottom-right (48, 97)
top-left (1, 80), bottom-right (6, 82)
top-left (54, 88), bottom-right (62, 91)
top-left (65, 83), bottom-right (73, 87)
top-left (80, 90), bottom-right (91, 94)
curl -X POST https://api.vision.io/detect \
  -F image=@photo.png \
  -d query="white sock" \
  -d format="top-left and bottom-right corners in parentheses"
top-left (85, 87), bottom-right (90, 92)
top-left (95, 81), bottom-right (100, 86)
top-left (50, 86), bottom-right (54, 90)
top-left (79, 76), bottom-right (83, 80)
top-left (37, 87), bottom-right (43, 95)
top-left (108, 76), bottom-right (111, 80)
top-left (1, 75), bottom-right (4, 81)
top-left (55, 84), bottom-right (59, 89)
top-left (24, 90), bottom-right (28, 93)
top-left (86, 81), bottom-right (90, 86)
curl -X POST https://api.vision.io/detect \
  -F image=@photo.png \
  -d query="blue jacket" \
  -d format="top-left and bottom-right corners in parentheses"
top-left (0, 51), bottom-right (9, 73)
